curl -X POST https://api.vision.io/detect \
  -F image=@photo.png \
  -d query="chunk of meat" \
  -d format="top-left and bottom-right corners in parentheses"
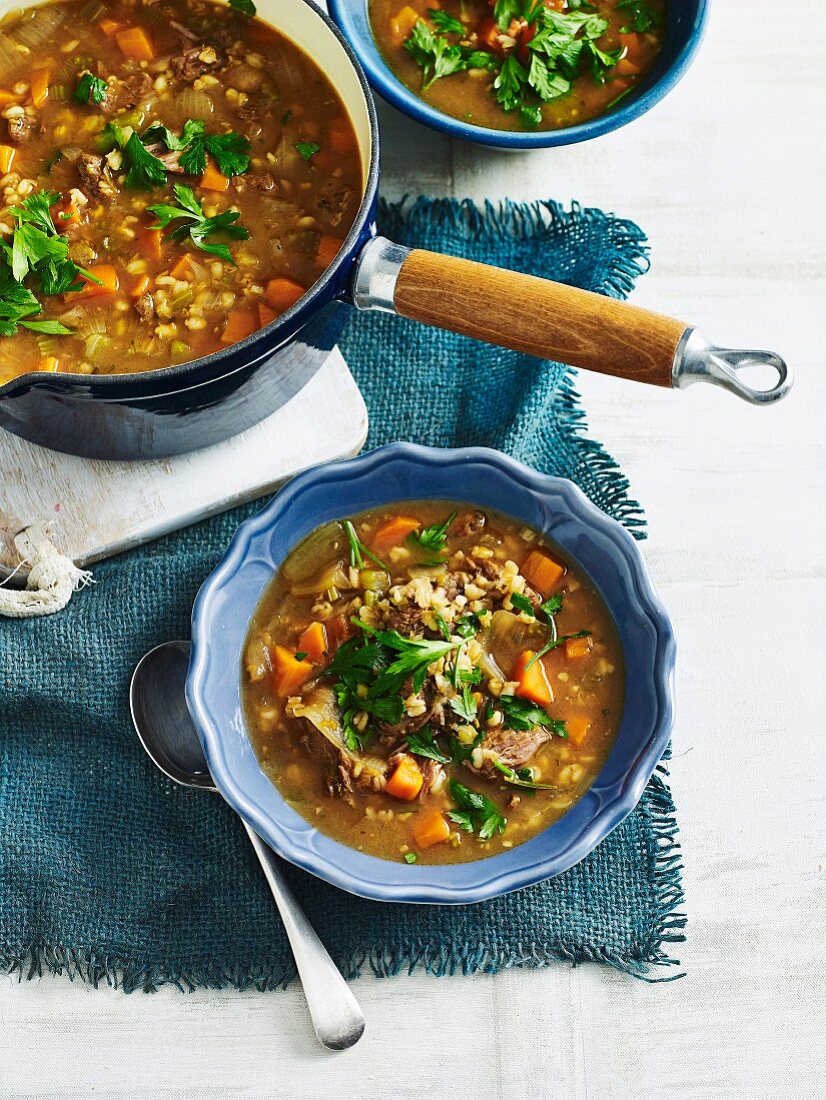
top-left (298, 716), bottom-right (354, 797)
top-left (171, 43), bottom-right (225, 83)
top-left (77, 152), bottom-right (118, 199)
top-left (143, 143), bottom-right (183, 173)
top-left (103, 70), bottom-right (153, 115)
top-left (466, 725), bottom-right (551, 781)
top-left (418, 757), bottom-right (445, 799)
top-left (383, 604), bottom-right (426, 636)
top-left (133, 293), bottom-right (155, 322)
top-left (315, 178), bottom-right (353, 229)
top-left (450, 510), bottom-right (486, 539)
top-left (7, 113), bottom-right (38, 146)
top-left (243, 170), bottom-right (276, 192)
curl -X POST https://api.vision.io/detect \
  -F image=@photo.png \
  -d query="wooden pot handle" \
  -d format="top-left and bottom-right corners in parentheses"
top-left (393, 248), bottom-right (689, 387)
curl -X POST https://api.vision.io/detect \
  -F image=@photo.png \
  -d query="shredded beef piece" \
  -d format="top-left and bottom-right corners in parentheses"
top-left (243, 170), bottom-right (276, 192)
top-left (77, 152), bottom-right (117, 199)
top-left (506, 793), bottom-right (521, 810)
top-left (298, 717), bottom-right (354, 797)
top-left (235, 102), bottom-right (259, 122)
top-left (143, 143), bottom-right (183, 173)
top-left (7, 114), bottom-right (38, 146)
top-left (476, 557), bottom-right (505, 582)
top-left (418, 758), bottom-right (445, 799)
top-left (383, 605), bottom-right (426, 636)
top-left (134, 293), bottom-right (156, 322)
top-left (466, 725), bottom-right (551, 781)
top-left (315, 178), bottom-right (353, 229)
top-left (450, 510), bottom-right (486, 539)
top-left (171, 43), bottom-right (225, 83)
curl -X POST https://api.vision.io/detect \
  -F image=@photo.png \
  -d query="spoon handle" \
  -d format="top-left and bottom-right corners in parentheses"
top-left (242, 822), bottom-right (365, 1051)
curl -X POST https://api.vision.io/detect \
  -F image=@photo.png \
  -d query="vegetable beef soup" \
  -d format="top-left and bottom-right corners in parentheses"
top-left (0, 0), bottom-right (362, 384)
top-left (243, 503), bottom-right (624, 865)
top-left (370, 0), bottom-right (666, 133)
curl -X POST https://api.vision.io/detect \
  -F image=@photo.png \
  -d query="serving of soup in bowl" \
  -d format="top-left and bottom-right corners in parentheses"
top-left (187, 444), bottom-right (675, 904)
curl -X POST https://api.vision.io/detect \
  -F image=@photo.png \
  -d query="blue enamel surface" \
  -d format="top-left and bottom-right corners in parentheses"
top-left (328, 0), bottom-right (708, 149)
top-left (187, 444), bottom-right (676, 905)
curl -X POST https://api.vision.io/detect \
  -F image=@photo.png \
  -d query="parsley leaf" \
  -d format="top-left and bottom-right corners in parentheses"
top-left (404, 851), bottom-right (418, 864)
top-left (0, 267), bottom-right (45, 336)
top-left (527, 52), bottom-right (570, 102)
top-left (295, 141), bottom-right (320, 161)
top-left (493, 0), bottom-right (522, 31)
top-left (448, 683), bottom-right (478, 723)
top-left (404, 20), bottom-right (466, 90)
top-left (510, 592), bottom-right (535, 616)
top-left (406, 728), bottom-right (452, 764)
top-left (448, 780), bottom-right (506, 840)
top-left (499, 694), bottom-right (568, 737)
top-left (616, 0), bottom-right (662, 33)
top-left (494, 53), bottom-right (528, 112)
top-left (454, 613), bottom-right (481, 640)
top-left (428, 8), bottom-right (464, 35)
top-left (179, 129), bottom-right (251, 177)
top-left (228, 0), bottom-right (256, 15)
top-left (142, 118), bottom-right (206, 153)
top-left (73, 71), bottom-right (108, 106)
top-left (407, 511), bottom-right (456, 553)
top-left (123, 131), bottom-right (168, 189)
top-left (147, 182), bottom-right (249, 264)
top-left (493, 759), bottom-right (559, 790)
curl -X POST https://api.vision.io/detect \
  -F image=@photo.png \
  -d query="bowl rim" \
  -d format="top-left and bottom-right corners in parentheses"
top-left (327, 0), bottom-right (709, 149)
top-left (187, 443), bottom-right (676, 904)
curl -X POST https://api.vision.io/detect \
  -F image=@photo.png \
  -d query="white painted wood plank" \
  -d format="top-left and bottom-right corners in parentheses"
top-left (1, 1), bottom-right (824, 1098)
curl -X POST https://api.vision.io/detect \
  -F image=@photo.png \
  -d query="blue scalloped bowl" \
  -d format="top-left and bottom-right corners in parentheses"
top-left (187, 444), bottom-right (675, 904)
top-left (327, 0), bottom-right (708, 149)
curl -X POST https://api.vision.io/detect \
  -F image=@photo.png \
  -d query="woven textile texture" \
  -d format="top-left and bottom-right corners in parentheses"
top-left (0, 197), bottom-right (685, 991)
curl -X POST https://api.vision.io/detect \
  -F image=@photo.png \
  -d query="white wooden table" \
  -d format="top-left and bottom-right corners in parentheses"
top-left (1, 3), bottom-right (823, 1096)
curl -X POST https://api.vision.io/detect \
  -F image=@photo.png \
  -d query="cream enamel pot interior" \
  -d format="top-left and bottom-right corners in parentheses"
top-left (0, 0), bottom-right (792, 460)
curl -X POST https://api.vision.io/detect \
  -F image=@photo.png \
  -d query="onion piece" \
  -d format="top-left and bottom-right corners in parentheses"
top-left (480, 610), bottom-right (546, 681)
top-left (0, 33), bottom-right (24, 82)
top-left (11, 6), bottom-right (66, 48)
top-left (282, 521), bottom-right (346, 586)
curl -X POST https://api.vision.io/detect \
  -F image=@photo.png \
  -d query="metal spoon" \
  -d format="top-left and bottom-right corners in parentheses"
top-left (129, 640), bottom-right (365, 1051)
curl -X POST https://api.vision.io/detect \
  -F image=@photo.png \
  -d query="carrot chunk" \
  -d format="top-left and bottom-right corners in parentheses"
top-left (372, 515), bottom-right (420, 549)
top-left (115, 26), bottom-right (155, 61)
top-left (620, 32), bottom-right (644, 66)
top-left (390, 5), bottom-right (420, 43)
top-left (0, 144), bottom-right (15, 174)
top-left (327, 118), bottom-right (356, 156)
top-left (52, 196), bottom-right (79, 228)
top-left (513, 650), bottom-right (554, 708)
top-left (258, 301), bottom-right (277, 328)
top-left (200, 161), bottom-right (229, 192)
top-left (385, 755), bottom-right (424, 801)
top-left (271, 645), bottom-right (313, 696)
top-left (38, 356), bottom-right (59, 373)
top-left (521, 550), bottom-right (565, 596)
top-left (263, 276), bottom-right (306, 314)
top-left (169, 254), bottom-right (192, 281)
top-left (411, 807), bottom-right (451, 849)
top-left (220, 309), bottom-right (258, 345)
top-left (297, 621), bottom-right (328, 664)
top-left (98, 16), bottom-right (123, 36)
top-left (565, 716), bottom-right (591, 747)
top-left (129, 274), bottom-right (152, 298)
top-left (30, 68), bottom-right (50, 108)
top-left (326, 613), bottom-right (353, 654)
top-left (76, 265), bottom-right (119, 299)
top-left (564, 635), bottom-right (592, 660)
top-left (315, 234), bottom-right (343, 272)
top-left (138, 227), bottom-right (163, 262)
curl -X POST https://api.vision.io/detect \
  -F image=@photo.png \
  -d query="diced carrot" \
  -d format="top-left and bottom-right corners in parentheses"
top-left (565, 716), bottom-right (591, 747)
top-left (326, 613), bottom-right (353, 654)
top-left (220, 309), bottom-right (258, 345)
top-left (271, 645), bottom-right (313, 696)
top-left (620, 32), bottom-right (644, 66)
top-left (169, 254), bottom-right (192, 281)
top-left (98, 16), bottom-right (123, 36)
top-left (297, 621), bottom-right (328, 663)
top-left (38, 356), bottom-right (59, 373)
top-left (30, 68), bottom-right (50, 109)
top-left (615, 57), bottom-right (641, 76)
top-left (138, 227), bottom-right (163, 262)
top-left (0, 144), bottom-right (15, 174)
top-left (258, 301), bottom-right (277, 328)
top-left (513, 650), bottom-right (554, 708)
top-left (390, 5), bottom-right (420, 43)
top-left (478, 16), bottom-right (504, 54)
top-left (76, 264), bottom-right (119, 299)
top-left (371, 515), bottom-right (420, 549)
top-left (129, 274), bottom-right (152, 298)
top-left (315, 234), bottom-right (343, 272)
top-left (327, 118), bottom-right (356, 156)
top-left (411, 807), bottom-right (451, 849)
top-left (52, 197), bottom-right (79, 228)
top-left (521, 550), bottom-right (565, 596)
top-left (200, 160), bottom-right (229, 192)
top-left (564, 635), bottom-right (592, 660)
top-left (263, 276), bottom-right (306, 314)
top-left (385, 754), bottom-right (424, 801)
top-left (115, 26), bottom-right (155, 61)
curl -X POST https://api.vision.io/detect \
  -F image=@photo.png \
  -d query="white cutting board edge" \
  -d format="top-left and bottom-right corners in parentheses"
top-left (0, 347), bottom-right (367, 577)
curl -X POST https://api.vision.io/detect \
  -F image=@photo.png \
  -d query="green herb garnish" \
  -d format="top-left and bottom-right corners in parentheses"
top-left (447, 780), bottom-right (506, 840)
top-left (492, 759), bottom-right (559, 790)
top-left (428, 8), bottom-right (465, 35)
top-left (228, 0), bottom-right (256, 15)
top-left (122, 131), bottom-right (168, 189)
top-left (295, 141), bottom-right (320, 161)
top-left (407, 511), bottom-right (456, 554)
top-left (73, 71), bottom-right (108, 106)
top-left (510, 592), bottom-right (535, 616)
top-left (404, 851), bottom-right (418, 864)
top-left (616, 0), bottom-right (662, 33)
top-left (404, 20), bottom-right (467, 90)
top-left (343, 520), bottom-right (389, 572)
top-left (180, 129), bottom-right (250, 177)
top-left (498, 695), bottom-right (567, 737)
top-left (406, 728), bottom-right (452, 764)
top-left (147, 183), bottom-right (249, 263)
top-left (293, 651), bottom-right (309, 662)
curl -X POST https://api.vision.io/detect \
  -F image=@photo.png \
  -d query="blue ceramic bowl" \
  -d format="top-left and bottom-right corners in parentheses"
top-left (327, 0), bottom-right (708, 149)
top-left (187, 444), bottom-right (675, 904)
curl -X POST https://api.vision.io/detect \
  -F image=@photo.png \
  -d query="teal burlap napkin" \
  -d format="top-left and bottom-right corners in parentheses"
top-left (0, 198), bottom-right (685, 991)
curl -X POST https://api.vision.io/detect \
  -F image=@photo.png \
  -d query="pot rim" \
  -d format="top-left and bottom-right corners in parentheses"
top-left (0, 0), bottom-right (381, 398)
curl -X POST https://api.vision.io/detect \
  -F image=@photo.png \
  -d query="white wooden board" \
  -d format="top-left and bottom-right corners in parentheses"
top-left (0, 347), bottom-right (367, 575)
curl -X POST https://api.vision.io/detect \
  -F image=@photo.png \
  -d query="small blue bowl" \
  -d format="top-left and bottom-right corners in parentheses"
top-left (327, 0), bottom-right (708, 149)
top-left (187, 444), bottom-right (675, 904)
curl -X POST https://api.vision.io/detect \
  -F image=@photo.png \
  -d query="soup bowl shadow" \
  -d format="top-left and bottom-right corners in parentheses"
top-left (187, 444), bottom-right (675, 904)
top-left (328, 0), bottom-right (709, 149)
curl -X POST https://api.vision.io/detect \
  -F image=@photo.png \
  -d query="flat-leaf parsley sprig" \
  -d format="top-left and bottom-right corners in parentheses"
top-left (147, 183), bottom-right (250, 263)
